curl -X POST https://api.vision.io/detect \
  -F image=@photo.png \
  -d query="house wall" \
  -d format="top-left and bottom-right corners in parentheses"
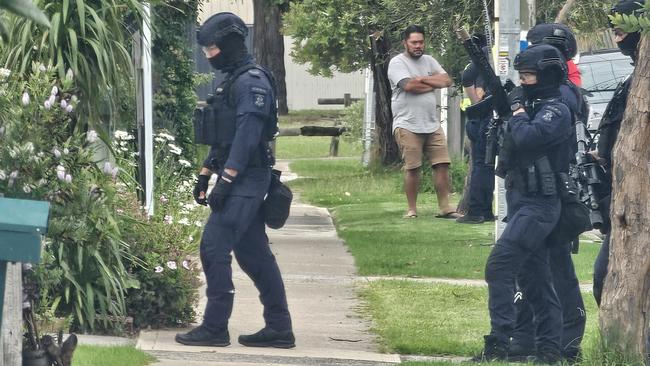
top-left (198, 1), bottom-right (366, 110)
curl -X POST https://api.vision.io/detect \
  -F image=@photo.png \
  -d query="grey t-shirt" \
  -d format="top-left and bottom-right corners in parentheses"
top-left (388, 53), bottom-right (446, 133)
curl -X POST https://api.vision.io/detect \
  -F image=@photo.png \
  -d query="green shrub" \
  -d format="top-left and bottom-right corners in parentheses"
top-left (113, 128), bottom-right (205, 329)
top-left (339, 100), bottom-right (365, 143)
top-left (0, 65), bottom-right (136, 332)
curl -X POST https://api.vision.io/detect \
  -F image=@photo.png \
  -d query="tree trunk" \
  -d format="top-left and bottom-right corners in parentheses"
top-left (369, 32), bottom-right (400, 166)
top-left (555, 0), bottom-right (577, 23)
top-left (599, 35), bottom-right (650, 361)
top-left (253, 0), bottom-right (289, 115)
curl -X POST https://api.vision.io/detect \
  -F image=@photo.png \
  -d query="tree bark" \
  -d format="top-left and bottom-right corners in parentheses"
top-left (369, 32), bottom-right (400, 166)
top-left (555, 0), bottom-right (577, 23)
top-left (599, 35), bottom-right (650, 361)
top-left (253, 0), bottom-right (289, 115)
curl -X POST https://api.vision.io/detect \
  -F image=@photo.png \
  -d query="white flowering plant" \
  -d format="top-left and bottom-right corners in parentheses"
top-left (0, 65), bottom-right (140, 332)
top-left (111, 128), bottom-right (205, 328)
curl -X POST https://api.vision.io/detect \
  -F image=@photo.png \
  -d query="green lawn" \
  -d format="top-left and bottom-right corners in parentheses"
top-left (362, 280), bottom-right (599, 358)
top-left (275, 136), bottom-right (362, 159)
top-left (289, 158), bottom-right (601, 281)
top-left (72, 345), bottom-right (155, 366)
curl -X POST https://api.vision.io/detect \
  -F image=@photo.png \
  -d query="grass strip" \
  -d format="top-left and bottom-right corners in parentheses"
top-left (72, 345), bottom-right (155, 366)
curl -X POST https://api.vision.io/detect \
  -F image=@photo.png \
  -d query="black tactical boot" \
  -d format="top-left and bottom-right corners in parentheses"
top-left (238, 327), bottom-right (295, 348)
top-left (471, 335), bottom-right (508, 362)
top-left (507, 339), bottom-right (535, 362)
top-left (456, 215), bottom-right (485, 224)
top-left (175, 325), bottom-right (230, 346)
top-left (527, 347), bottom-right (562, 365)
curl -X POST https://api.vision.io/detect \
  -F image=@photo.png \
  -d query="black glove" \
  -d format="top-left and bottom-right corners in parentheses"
top-left (208, 173), bottom-right (235, 212)
top-left (193, 175), bottom-right (210, 205)
top-left (507, 86), bottom-right (524, 111)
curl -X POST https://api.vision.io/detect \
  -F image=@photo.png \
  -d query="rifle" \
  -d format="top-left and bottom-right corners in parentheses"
top-left (573, 120), bottom-right (603, 230)
top-left (455, 28), bottom-right (512, 166)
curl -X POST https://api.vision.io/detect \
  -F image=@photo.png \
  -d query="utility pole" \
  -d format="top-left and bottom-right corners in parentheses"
top-left (494, 0), bottom-right (522, 237)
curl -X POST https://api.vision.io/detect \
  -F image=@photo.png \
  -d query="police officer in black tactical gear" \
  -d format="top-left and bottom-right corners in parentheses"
top-left (509, 23), bottom-right (587, 362)
top-left (475, 44), bottom-right (572, 364)
top-left (592, 0), bottom-right (645, 309)
top-left (457, 34), bottom-right (496, 225)
top-left (175, 12), bottom-right (295, 349)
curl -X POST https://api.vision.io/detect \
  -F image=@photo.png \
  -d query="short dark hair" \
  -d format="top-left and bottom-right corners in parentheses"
top-left (403, 25), bottom-right (425, 40)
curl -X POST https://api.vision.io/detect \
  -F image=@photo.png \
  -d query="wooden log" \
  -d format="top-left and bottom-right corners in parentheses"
top-left (1, 262), bottom-right (22, 366)
top-left (317, 97), bottom-right (362, 105)
top-left (299, 126), bottom-right (347, 137)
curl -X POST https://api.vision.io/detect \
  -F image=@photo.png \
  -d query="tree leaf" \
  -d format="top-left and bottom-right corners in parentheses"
top-left (0, 0), bottom-right (50, 27)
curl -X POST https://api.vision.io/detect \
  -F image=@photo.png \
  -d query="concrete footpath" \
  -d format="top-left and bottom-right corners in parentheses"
top-left (137, 161), bottom-right (401, 366)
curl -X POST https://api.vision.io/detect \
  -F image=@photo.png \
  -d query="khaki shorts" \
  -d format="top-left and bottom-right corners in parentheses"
top-left (394, 127), bottom-right (451, 170)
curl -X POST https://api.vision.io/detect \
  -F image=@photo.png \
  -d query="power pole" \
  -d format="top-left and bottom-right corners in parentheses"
top-left (494, 0), bottom-right (522, 237)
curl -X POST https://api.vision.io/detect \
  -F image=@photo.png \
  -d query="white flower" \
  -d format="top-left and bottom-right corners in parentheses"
top-left (114, 130), bottom-right (135, 140)
top-left (178, 159), bottom-right (192, 167)
top-left (52, 147), bottom-right (61, 158)
top-left (103, 161), bottom-right (112, 174)
top-left (56, 165), bottom-right (65, 172)
top-left (21, 92), bottom-right (30, 106)
top-left (111, 167), bottom-right (119, 179)
top-left (48, 94), bottom-right (55, 105)
top-left (60, 99), bottom-right (68, 109)
top-left (178, 217), bottom-right (190, 226)
top-left (154, 137), bottom-right (165, 143)
top-left (56, 170), bottom-right (66, 181)
top-left (86, 130), bottom-right (98, 143)
top-left (194, 220), bottom-right (203, 227)
top-left (166, 261), bottom-right (177, 270)
top-left (9, 170), bottom-right (18, 179)
top-left (116, 209), bottom-right (124, 214)
top-left (37, 179), bottom-right (46, 186)
top-left (24, 142), bottom-right (34, 153)
top-left (63, 148), bottom-right (69, 155)
top-left (182, 260), bottom-right (191, 270)
top-left (22, 185), bottom-right (31, 193)
top-left (164, 215), bottom-right (173, 224)
top-left (44, 100), bottom-right (52, 109)
top-left (0, 68), bottom-right (10, 78)
top-left (168, 143), bottom-right (182, 155)
top-left (71, 95), bottom-right (78, 103)
top-left (65, 174), bottom-right (72, 183)
top-left (65, 105), bottom-right (73, 113)
top-left (50, 86), bottom-right (58, 96)
top-left (188, 235), bottom-right (194, 242)
top-left (38, 64), bottom-right (46, 72)
top-left (0, 126), bottom-right (5, 137)
top-left (154, 266), bottom-right (164, 273)
top-left (160, 195), bottom-right (168, 204)
top-left (65, 69), bottom-right (74, 80)
top-left (0, 170), bottom-right (5, 180)
top-left (157, 132), bottom-right (175, 141)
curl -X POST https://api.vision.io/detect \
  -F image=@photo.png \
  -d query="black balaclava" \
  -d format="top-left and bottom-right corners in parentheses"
top-left (616, 31), bottom-right (641, 60)
top-left (208, 34), bottom-right (250, 72)
top-left (522, 68), bottom-right (562, 101)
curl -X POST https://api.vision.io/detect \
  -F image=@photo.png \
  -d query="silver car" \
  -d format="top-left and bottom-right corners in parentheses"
top-left (576, 49), bottom-right (635, 132)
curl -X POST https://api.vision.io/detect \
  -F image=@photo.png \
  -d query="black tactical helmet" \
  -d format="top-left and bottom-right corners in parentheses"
top-left (609, 0), bottom-right (646, 27)
top-left (514, 44), bottom-right (567, 78)
top-left (197, 12), bottom-right (248, 47)
top-left (527, 23), bottom-right (578, 59)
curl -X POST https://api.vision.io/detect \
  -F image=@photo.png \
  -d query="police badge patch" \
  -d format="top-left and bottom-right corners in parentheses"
top-left (542, 110), bottom-right (554, 122)
top-left (254, 94), bottom-right (265, 108)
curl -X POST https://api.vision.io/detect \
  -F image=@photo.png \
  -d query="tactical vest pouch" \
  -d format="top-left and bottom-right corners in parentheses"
top-left (194, 104), bottom-right (219, 146)
top-left (263, 169), bottom-right (293, 229)
top-left (548, 173), bottom-right (592, 246)
top-left (535, 156), bottom-right (557, 196)
top-left (193, 93), bottom-right (238, 146)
